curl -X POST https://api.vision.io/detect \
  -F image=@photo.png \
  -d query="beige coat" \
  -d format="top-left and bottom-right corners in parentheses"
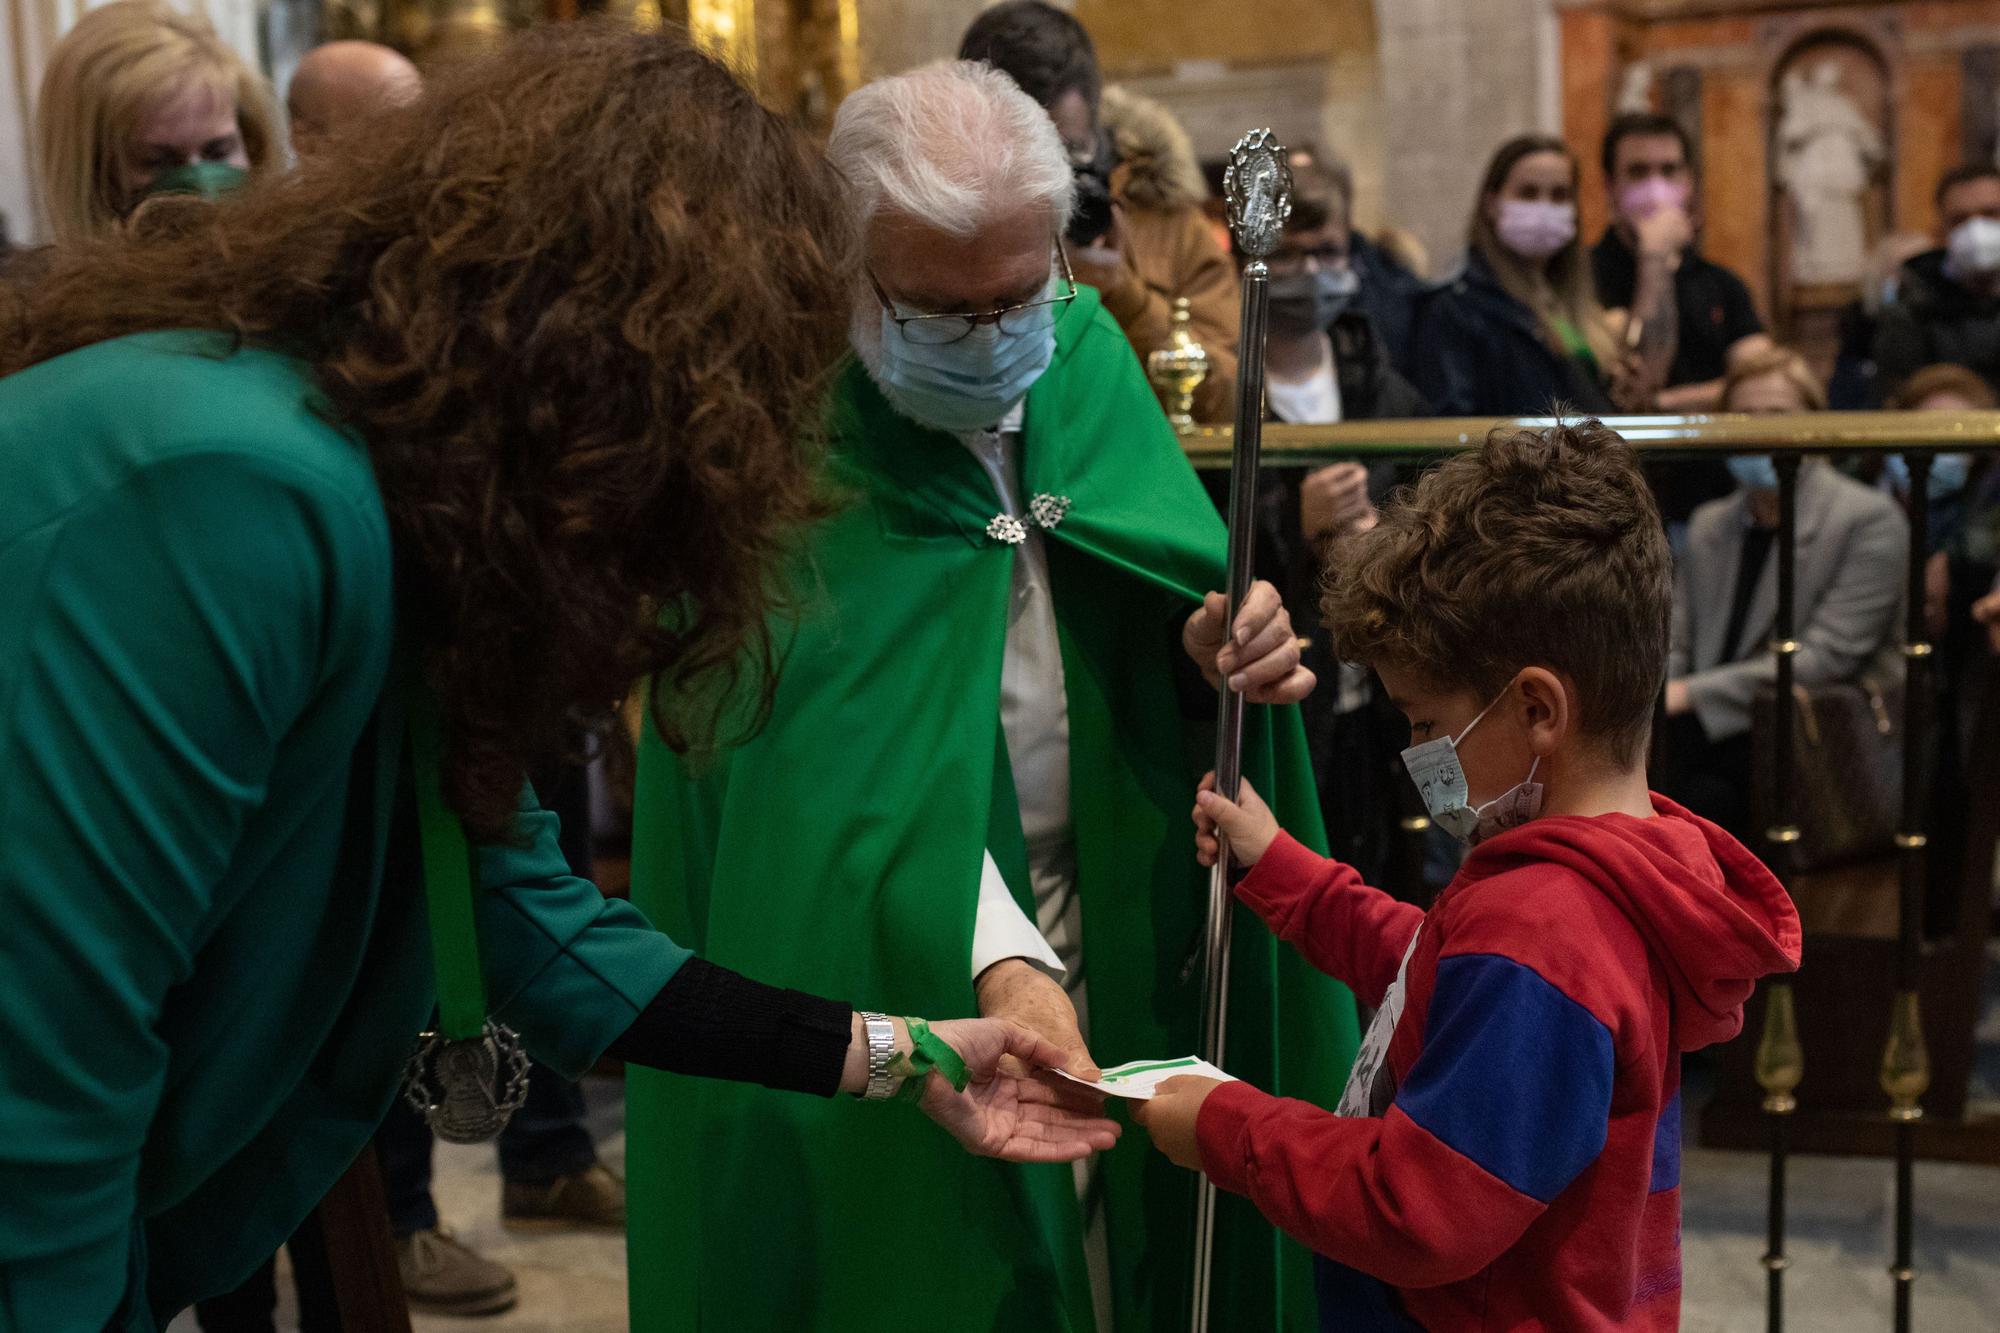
top-left (1099, 85), bottom-right (1240, 424)
top-left (1670, 460), bottom-right (1908, 741)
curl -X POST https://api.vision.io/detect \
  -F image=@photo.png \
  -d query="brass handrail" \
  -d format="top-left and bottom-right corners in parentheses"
top-left (1176, 409), bottom-right (2000, 463)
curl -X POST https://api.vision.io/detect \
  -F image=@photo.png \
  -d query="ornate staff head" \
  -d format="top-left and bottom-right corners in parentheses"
top-left (1223, 128), bottom-right (1292, 262)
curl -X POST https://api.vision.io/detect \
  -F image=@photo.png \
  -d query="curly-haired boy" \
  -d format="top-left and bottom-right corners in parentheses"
top-left (1136, 420), bottom-right (1802, 1331)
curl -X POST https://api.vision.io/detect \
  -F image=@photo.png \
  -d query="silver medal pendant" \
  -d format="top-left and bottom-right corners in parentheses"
top-left (402, 1020), bottom-right (531, 1144)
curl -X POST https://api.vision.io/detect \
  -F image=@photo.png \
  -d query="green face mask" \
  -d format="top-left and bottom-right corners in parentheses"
top-left (137, 159), bottom-right (248, 206)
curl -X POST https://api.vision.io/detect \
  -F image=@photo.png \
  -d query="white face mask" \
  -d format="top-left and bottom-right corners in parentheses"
top-left (1945, 216), bottom-right (2000, 281)
top-left (1399, 687), bottom-right (1545, 846)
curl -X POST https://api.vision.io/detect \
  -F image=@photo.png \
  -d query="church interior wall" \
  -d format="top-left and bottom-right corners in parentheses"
top-left (1561, 0), bottom-right (2000, 357)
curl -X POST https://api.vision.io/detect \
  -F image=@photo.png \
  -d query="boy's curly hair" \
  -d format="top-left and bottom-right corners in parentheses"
top-left (1323, 418), bottom-right (1672, 764)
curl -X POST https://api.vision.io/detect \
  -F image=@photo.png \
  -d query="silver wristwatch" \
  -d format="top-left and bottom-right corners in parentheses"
top-left (859, 1011), bottom-right (898, 1100)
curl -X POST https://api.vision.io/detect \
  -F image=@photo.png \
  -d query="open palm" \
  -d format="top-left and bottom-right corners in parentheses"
top-left (920, 1018), bottom-right (1121, 1163)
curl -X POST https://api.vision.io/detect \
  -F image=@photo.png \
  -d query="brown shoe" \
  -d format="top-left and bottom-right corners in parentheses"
top-left (501, 1163), bottom-right (626, 1230)
top-left (396, 1227), bottom-right (517, 1317)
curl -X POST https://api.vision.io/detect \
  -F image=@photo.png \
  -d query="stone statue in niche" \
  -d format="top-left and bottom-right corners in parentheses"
top-left (1776, 59), bottom-right (1884, 285)
top-left (1617, 61), bottom-right (1654, 115)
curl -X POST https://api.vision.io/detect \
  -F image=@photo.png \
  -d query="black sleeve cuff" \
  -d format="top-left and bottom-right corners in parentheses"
top-left (603, 958), bottom-right (854, 1098)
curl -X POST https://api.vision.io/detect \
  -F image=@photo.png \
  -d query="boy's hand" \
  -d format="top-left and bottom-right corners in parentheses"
top-left (1193, 772), bottom-right (1280, 867)
top-left (1131, 1075), bottom-right (1225, 1170)
top-left (1184, 582), bottom-right (1315, 705)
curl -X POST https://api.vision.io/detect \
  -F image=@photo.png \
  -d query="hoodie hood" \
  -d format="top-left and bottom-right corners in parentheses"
top-left (1458, 795), bottom-right (1802, 1052)
top-left (1100, 85), bottom-right (1208, 212)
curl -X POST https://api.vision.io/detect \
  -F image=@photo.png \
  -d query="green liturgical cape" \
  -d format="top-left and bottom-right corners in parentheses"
top-left (627, 291), bottom-right (1360, 1332)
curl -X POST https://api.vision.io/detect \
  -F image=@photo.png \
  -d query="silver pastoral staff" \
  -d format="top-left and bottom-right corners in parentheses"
top-left (1190, 127), bottom-right (1292, 1333)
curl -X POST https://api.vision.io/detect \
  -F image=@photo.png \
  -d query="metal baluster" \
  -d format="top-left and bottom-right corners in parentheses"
top-left (1754, 452), bottom-right (1805, 1333)
top-left (1883, 452), bottom-right (1934, 1333)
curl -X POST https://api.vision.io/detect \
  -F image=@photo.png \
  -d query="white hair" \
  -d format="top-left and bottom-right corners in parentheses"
top-left (828, 59), bottom-right (1075, 240)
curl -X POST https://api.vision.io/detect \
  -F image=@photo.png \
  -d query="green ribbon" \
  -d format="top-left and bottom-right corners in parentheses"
top-left (893, 1018), bottom-right (970, 1103)
top-left (406, 674), bottom-right (488, 1041)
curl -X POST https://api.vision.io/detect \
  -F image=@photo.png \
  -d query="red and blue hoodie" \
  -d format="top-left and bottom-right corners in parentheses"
top-left (1195, 795), bottom-right (1802, 1331)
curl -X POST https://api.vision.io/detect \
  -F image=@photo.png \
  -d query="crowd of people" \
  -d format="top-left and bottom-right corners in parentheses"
top-left (0, 1), bottom-right (1990, 1331)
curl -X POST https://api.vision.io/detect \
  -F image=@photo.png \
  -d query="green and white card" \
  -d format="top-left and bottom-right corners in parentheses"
top-left (1053, 1056), bottom-right (1236, 1101)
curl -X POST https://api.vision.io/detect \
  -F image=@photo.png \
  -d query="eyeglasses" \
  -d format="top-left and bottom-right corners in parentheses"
top-left (1267, 244), bottom-right (1351, 276)
top-left (869, 238), bottom-right (1079, 346)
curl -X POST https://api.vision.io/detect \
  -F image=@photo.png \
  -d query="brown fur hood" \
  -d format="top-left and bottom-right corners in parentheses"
top-left (1101, 85), bottom-right (1208, 212)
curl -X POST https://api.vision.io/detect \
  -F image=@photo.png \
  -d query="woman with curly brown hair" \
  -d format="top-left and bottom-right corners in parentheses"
top-left (0, 22), bottom-right (1116, 1331)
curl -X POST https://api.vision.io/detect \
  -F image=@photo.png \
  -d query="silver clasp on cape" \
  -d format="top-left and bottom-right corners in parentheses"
top-left (985, 514), bottom-right (1029, 545)
top-left (1029, 493), bottom-right (1071, 530)
top-left (987, 495), bottom-right (1071, 546)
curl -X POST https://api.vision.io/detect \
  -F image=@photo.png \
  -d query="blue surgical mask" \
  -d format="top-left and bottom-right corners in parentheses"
top-left (872, 294), bottom-right (1057, 434)
top-left (1399, 687), bottom-right (1544, 846)
top-left (1267, 266), bottom-right (1359, 336)
top-left (1882, 452), bottom-right (1971, 500)
top-left (1728, 455), bottom-right (1779, 492)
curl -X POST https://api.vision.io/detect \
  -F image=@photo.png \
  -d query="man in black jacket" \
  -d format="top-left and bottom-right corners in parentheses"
top-left (1874, 163), bottom-right (2000, 400)
top-left (1591, 112), bottom-right (1772, 412)
top-left (1591, 113), bottom-right (1772, 532)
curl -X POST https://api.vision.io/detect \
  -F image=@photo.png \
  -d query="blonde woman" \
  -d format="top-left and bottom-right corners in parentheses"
top-left (1413, 134), bottom-right (1626, 417)
top-left (36, 0), bottom-right (277, 245)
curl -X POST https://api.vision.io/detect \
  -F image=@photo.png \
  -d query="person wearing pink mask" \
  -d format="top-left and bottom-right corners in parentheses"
top-left (1592, 113), bottom-right (1776, 537)
top-left (1591, 113), bottom-right (1775, 415)
top-left (1411, 135), bottom-right (1625, 418)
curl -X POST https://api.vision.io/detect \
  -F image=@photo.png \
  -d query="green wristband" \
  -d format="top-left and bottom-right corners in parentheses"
top-left (890, 1018), bottom-right (970, 1102)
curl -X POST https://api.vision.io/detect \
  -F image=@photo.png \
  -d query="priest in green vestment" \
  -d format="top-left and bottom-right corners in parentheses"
top-left (0, 31), bottom-right (1124, 1331)
top-left (627, 60), bottom-right (1360, 1332)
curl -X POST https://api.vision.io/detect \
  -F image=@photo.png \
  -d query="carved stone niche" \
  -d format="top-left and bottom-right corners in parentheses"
top-left (1761, 12), bottom-right (1899, 347)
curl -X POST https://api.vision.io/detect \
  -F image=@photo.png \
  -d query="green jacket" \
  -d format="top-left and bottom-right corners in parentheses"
top-left (626, 291), bottom-right (1360, 1331)
top-left (0, 332), bottom-right (688, 1330)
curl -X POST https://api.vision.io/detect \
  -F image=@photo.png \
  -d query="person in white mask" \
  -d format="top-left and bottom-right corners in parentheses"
top-left (1411, 134), bottom-right (1629, 418)
top-left (1874, 163), bottom-right (2000, 401)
